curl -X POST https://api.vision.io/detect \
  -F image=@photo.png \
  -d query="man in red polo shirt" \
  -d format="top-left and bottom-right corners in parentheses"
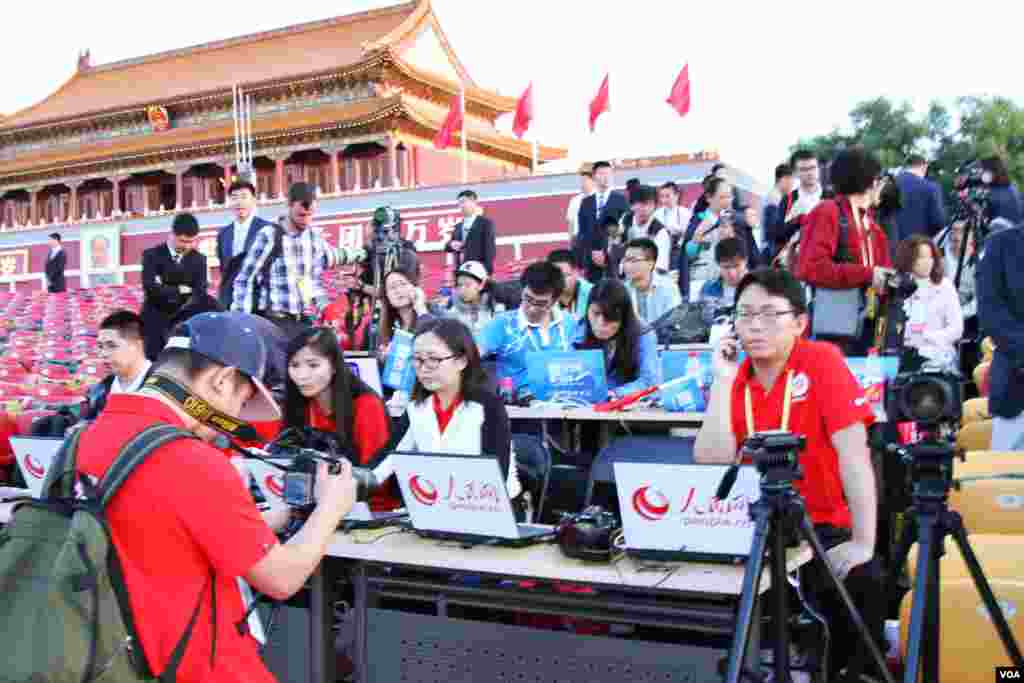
top-left (695, 268), bottom-right (885, 682)
top-left (77, 312), bottom-right (357, 683)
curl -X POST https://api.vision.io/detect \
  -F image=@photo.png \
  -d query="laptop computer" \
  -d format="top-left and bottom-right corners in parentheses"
top-left (246, 457), bottom-right (407, 529)
top-left (11, 436), bottom-right (63, 497)
top-left (525, 350), bottom-right (608, 405)
top-left (346, 357), bottom-right (383, 397)
top-left (391, 451), bottom-right (553, 546)
top-left (614, 462), bottom-right (761, 564)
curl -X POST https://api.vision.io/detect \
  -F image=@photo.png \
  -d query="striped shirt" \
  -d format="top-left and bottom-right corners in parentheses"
top-left (231, 221), bottom-right (338, 316)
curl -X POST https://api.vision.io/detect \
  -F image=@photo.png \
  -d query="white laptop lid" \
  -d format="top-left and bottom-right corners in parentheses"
top-left (347, 358), bottom-right (383, 397)
top-left (614, 463), bottom-right (760, 557)
top-left (11, 436), bottom-right (63, 498)
top-left (392, 452), bottom-right (519, 539)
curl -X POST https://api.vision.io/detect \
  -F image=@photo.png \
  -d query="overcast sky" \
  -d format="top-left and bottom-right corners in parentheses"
top-left (1, 1), bottom-right (1018, 184)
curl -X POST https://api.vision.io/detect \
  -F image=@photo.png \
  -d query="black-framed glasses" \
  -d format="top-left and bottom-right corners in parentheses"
top-left (412, 354), bottom-right (458, 370)
top-left (733, 309), bottom-right (796, 326)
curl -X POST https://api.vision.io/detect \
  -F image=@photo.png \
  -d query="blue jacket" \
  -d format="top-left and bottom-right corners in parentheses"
top-left (562, 278), bottom-right (594, 322)
top-left (893, 172), bottom-right (945, 242)
top-left (977, 226), bottom-right (1024, 418)
top-left (987, 185), bottom-right (1024, 225)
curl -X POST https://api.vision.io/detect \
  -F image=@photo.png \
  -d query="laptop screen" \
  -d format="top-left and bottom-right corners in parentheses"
top-left (391, 452), bottom-right (520, 539)
top-left (11, 436), bottom-right (63, 498)
top-left (525, 350), bottom-right (608, 405)
top-left (614, 463), bottom-right (760, 557)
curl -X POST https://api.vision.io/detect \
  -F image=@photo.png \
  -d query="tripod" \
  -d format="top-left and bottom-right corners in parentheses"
top-left (365, 233), bottom-right (401, 351)
top-left (723, 460), bottom-right (894, 683)
top-left (888, 435), bottom-right (1023, 682)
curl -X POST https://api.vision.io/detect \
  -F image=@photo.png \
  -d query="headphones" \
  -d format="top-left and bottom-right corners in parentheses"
top-left (556, 506), bottom-right (622, 563)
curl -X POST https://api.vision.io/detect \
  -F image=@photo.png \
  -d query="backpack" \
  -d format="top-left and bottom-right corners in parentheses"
top-left (0, 424), bottom-right (212, 683)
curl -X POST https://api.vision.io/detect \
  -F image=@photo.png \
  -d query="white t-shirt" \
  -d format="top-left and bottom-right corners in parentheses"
top-left (110, 360), bottom-right (152, 395)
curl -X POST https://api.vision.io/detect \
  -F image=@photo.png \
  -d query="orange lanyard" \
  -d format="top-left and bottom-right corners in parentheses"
top-left (850, 206), bottom-right (873, 269)
top-left (744, 370), bottom-right (795, 436)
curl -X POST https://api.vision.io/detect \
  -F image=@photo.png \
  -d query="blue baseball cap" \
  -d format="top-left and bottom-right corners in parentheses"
top-left (164, 311), bottom-right (281, 421)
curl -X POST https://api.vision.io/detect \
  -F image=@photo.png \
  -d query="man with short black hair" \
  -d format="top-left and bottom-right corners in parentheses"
top-left (622, 238), bottom-right (682, 325)
top-left (141, 213), bottom-right (208, 359)
top-left (216, 173), bottom-right (276, 307)
top-left (75, 311), bottom-right (357, 683)
top-left (232, 182), bottom-right (343, 338)
top-left (479, 261), bottom-right (577, 392)
top-left (83, 310), bottom-right (152, 419)
top-left (45, 232), bottom-right (66, 293)
top-left (696, 267), bottom-right (885, 682)
top-left (698, 237), bottom-right (749, 308)
top-left (623, 185), bottom-right (671, 274)
top-left (761, 164), bottom-right (793, 252)
top-left (445, 189), bottom-right (497, 274)
top-left (547, 249), bottom-right (592, 321)
top-left (893, 154), bottom-right (945, 243)
top-left (578, 160), bottom-right (630, 281)
top-left (766, 150), bottom-right (823, 261)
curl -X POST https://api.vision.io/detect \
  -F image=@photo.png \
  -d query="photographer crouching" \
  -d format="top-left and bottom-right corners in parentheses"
top-left (695, 269), bottom-right (886, 682)
top-left (75, 312), bottom-right (357, 683)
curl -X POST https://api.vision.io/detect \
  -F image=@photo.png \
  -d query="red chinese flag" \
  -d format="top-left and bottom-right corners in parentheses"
top-left (666, 63), bottom-right (691, 118)
top-left (512, 82), bottom-right (534, 139)
top-left (433, 92), bottom-right (464, 150)
top-left (588, 73), bottom-right (610, 133)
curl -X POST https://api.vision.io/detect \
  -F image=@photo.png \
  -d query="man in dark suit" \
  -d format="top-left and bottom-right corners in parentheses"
top-left (893, 155), bottom-right (945, 244)
top-left (140, 213), bottom-right (208, 359)
top-left (576, 160), bottom-right (629, 281)
top-left (445, 189), bottom-right (496, 274)
top-left (45, 232), bottom-right (66, 293)
top-left (216, 174), bottom-right (275, 307)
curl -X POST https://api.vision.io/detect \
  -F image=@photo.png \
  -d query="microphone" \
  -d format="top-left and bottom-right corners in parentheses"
top-left (715, 464), bottom-right (740, 500)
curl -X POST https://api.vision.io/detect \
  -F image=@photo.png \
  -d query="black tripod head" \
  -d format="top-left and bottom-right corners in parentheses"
top-left (745, 430), bottom-right (806, 492)
top-left (887, 428), bottom-right (963, 504)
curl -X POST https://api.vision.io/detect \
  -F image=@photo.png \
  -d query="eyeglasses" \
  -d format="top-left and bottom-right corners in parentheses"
top-left (796, 165), bottom-right (818, 173)
top-left (522, 294), bottom-right (554, 310)
top-left (734, 309), bottom-right (796, 326)
top-left (412, 354), bottom-right (458, 370)
top-left (621, 256), bottom-right (653, 265)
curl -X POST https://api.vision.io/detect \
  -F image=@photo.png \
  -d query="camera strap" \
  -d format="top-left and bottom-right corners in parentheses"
top-left (142, 373), bottom-right (263, 443)
top-left (744, 369), bottom-right (795, 436)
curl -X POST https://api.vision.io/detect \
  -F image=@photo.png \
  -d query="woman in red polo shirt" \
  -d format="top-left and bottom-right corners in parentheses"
top-left (283, 327), bottom-right (398, 511)
top-left (694, 267), bottom-right (885, 682)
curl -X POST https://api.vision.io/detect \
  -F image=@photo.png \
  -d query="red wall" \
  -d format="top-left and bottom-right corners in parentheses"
top-left (413, 145), bottom-right (523, 186)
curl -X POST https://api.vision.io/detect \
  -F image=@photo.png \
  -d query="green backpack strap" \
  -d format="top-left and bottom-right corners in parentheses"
top-left (39, 426), bottom-right (86, 500)
top-left (99, 424), bottom-right (196, 506)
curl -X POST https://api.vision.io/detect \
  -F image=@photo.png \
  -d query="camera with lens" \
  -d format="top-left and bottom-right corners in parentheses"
top-left (741, 430), bottom-right (806, 482)
top-left (267, 427), bottom-right (379, 510)
top-left (371, 206), bottom-right (402, 255)
top-left (950, 160), bottom-right (992, 229)
top-left (885, 271), bottom-right (918, 300)
top-left (885, 369), bottom-right (962, 426)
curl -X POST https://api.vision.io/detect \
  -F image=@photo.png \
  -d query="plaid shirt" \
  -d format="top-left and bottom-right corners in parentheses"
top-left (231, 221), bottom-right (338, 315)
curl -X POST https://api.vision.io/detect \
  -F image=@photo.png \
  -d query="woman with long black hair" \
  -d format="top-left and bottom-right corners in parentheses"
top-left (575, 279), bottom-right (661, 399)
top-left (284, 327), bottom-right (398, 510)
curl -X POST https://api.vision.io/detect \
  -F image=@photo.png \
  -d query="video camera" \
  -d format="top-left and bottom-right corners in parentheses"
top-left (951, 160), bottom-right (993, 232)
top-left (885, 368), bottom-right (962, 426)
top-left (265, 427), bottom-right (378, 511)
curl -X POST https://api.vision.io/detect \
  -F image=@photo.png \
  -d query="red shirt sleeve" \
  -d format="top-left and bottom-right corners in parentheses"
top-left (798, 200), bottom-right (873, 289)
top-left (168, 442), bottom-right (278, 578)
top-left (814, 343), bottom-right (876, 436)
top-left (352, 392), bottom-right (391, 465)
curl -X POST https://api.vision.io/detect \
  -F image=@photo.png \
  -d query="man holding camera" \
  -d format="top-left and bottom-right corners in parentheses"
top-left (231, 182), bottom-right (352, 338)
top-left (695, 268), bottom-right (885, 682)
top-left (76, 312), bottom-right (357, 683)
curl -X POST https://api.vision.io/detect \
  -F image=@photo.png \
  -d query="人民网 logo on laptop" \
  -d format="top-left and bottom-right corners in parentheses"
top-left (678, 486), bottom-right (754, 528)
top-left (265, 474), bottom-right (284, 499)
top-left (632, 485), bottom-right (670, 521)
top-left (25, 454), bottom-right (46, 479)
top-left (408, 475), bottom-right (439, 506)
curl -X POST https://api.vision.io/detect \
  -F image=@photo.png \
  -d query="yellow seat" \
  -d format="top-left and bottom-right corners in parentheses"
top-left (906, 534), bottom-right (1024, 582)
top-left (899, 577), bottom-right (1024, 683)
top-left (962, 397), bottom-right (990, 425)
top-left (956, 452), bottom-right (1024, 476)
top-left (958, 421), bottom-right (993, 451)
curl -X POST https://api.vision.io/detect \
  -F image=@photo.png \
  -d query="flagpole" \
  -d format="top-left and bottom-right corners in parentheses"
top-left (460, 85), bottom-right (468, 184)
top-left (531, 138), bottom-right (538, 175)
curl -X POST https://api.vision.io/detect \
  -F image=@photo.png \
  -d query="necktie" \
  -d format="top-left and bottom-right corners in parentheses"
top-left (596, 193), bottom-right (606, 218)
top-left (172, 252), bottom-right (182, 265)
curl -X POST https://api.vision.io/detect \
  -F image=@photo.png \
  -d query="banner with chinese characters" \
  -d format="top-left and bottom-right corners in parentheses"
top-left (0, 249), bottom-right (29, 282)
top-left (79, 224), bottom-right (123, 287)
